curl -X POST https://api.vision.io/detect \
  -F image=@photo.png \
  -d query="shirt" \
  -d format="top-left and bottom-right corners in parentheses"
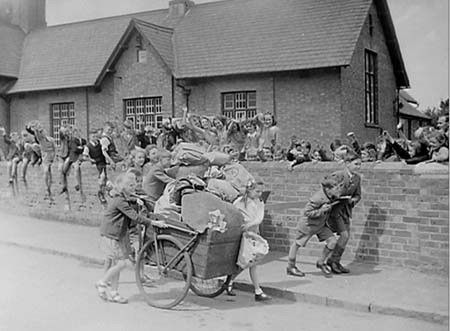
top-left (142, 163), bottom-right (174, 202)
top-left (233, 197), bottom-right (265, 233)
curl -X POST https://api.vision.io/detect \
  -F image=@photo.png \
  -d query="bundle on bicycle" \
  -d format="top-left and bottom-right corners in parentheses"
top-left (135, 189), bottom-right (245, 309)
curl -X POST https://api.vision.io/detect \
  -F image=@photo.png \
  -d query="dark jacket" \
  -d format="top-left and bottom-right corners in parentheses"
top-left (328, 170), bottom-right (361, 220)
top-left (390, 140), bottom-right (430, 164)
top-left (142, 163), bottom-right (174, 202)
top-left (100, 192), bottom-right (151, 241)
top-left (297, 189), bottom-right (333, 233)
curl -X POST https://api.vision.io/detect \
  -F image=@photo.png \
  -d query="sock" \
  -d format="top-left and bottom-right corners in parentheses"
top-left (287, 258), bottom-right (296, 268)
top-left (255, 288), bottom-right (263, 295)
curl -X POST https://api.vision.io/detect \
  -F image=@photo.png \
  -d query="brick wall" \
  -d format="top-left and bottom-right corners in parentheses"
top-left (0, 161), bottom-right (447, 275)
top-left (187, 69), bottom-right (342, 147)
top-left (247, 162), bottom-right (449, 275)
top-left (341, 3), bottom-right (398, 143)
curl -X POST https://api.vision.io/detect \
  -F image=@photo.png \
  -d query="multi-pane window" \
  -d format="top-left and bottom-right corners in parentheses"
top-left (222, 91), bottom-right (257, 120)
top-left (364, 50), bottom-right (378, 125)
top-left (51, 102), bottom-right (75, 145)
top-left (124, 97), bottom-right (163, 130)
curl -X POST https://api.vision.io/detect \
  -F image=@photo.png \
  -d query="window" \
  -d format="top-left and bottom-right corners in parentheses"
top-left (51, 102), bottom-right (75, 145)
top-left (124, 97), bottom-right (163, 130)
top-left (222, 91), bottom-right (257, 120)
top-left (137, 49), bottom-right (147, 63)
top-left (364, 50), bottom-right (378, 125)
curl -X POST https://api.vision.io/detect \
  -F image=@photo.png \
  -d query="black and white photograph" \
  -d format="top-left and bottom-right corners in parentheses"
top-left (0, 0), bottom-right (448, 330)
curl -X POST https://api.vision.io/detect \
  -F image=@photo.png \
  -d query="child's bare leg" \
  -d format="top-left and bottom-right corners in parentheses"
top-left (286, 234), bottom-right (309, 277)
top-left (7, 161), bottom-right (13, 182)
top-left (249, 265), bottom-right (261, 293)
top-left (44, 163), bottom-right (52, 195)
top-left (103, 258), bottom-right (112, 275)
top-left (73, 161), bottom-right (82, 192)
top-left (60, 158), bottom-right (71, 193)
top-left (319, 236), bottom-right (337, 264)
top-left (21, 157), bottom-right (30, 179)
top-left (11, 158), bottom-right (20, 179)
top-left (249, 265), bottom-right (271, 301)
top-left (99, 259), bottom-right (129, 303)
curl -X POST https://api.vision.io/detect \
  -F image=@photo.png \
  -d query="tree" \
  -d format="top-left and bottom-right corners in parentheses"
top-left (423, 98), bottom-right (449, 126)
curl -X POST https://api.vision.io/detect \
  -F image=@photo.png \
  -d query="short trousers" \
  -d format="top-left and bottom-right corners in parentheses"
top-left (99, 236), bottom-right (128, 261)
top-left (296, 224), bottom-right (333, 246)
top-left (41, 151), bottom-right (55, 164)
top-left (96, 163), bottom-right (107, 178)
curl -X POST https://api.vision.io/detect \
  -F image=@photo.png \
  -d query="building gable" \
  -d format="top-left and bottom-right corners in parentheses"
top-left (5, 0), bottom-right (408, 94)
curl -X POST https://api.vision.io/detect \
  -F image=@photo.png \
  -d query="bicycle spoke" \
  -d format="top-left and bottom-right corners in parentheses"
top-left (136, 235), bottom-right (192, 309)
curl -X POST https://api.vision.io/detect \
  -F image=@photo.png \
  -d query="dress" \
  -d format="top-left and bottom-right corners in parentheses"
top-left (233, 197), bottom-right (264, 234)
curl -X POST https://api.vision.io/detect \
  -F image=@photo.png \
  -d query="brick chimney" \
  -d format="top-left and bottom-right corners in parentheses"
top-left (10, 0), bottom-right (46, 33)
top-left (168, 0), bottom-right (194, 18)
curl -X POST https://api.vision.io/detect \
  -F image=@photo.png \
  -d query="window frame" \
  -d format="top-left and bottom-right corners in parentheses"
top-left (364, 49), bottom-right (378, 126)
top-left (123, 96), bottom-right (163, 130)
top-left (50, 102), bottom-right (75, 145)
top-left (221, 91), bottom-right (257, 120)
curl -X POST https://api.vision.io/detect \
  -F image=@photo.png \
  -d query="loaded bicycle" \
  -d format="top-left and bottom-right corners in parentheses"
top-left (134, 210), bottom-right (241, 309)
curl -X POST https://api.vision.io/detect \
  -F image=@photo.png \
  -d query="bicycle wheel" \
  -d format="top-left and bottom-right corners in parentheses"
top-left (189, 275), bottom-right (232, 298)
top-left (136, 235), bottom-right (193, 309)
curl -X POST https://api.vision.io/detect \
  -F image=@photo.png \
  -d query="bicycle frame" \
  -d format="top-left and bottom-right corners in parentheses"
top-left (152, 223), bottom-right (198, 275)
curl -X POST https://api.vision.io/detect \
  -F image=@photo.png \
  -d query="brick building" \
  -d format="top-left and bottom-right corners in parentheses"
top-left (1, 0), bottom-right (412, 146)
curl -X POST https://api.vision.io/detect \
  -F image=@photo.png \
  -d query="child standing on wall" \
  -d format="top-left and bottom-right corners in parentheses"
top-left (286, 175), bottom-right (344, 277)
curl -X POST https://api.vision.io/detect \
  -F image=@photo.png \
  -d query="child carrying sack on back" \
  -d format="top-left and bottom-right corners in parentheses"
top-left (228, 181), bottom-right (272, 302)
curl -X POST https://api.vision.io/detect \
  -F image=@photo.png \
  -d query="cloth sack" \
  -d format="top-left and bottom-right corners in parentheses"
top-left (204, 151), bottom-right (231, 166)
top-left (206, 178), bottom-right (239, 203)
top-left (166, 164), bottom-right (209, 179)
top-left (223, 163), bottom-right (255, 194)
top-left (237, 231), bottom-right (269, 269)
top-left (154, 182), bottom-right (182, 221)
top-left (172, 142), bottom-right (208, 166)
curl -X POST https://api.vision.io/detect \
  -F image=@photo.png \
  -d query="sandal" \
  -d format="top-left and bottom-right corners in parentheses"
top-left (109, 292), bottom-right (128, 304)
top-left (95, 282), bottom-right (109, 302)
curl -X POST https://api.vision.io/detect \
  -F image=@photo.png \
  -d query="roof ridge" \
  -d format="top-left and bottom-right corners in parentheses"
top-left (45, 0), bottom-right (233, 29)
top-left (45, 8), bottom-right (168, 29)
top-left (132, 18), bottom-right (173, 33)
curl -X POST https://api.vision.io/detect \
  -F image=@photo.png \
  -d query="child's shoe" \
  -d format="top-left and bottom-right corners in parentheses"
top-left (255, 292), bottom-right (272, 302)
top-left (109, 291), bottom-right (128, 304)
top-left (97, 191), bottom-right (107, 205)
top-left (286, 265), bottom-right (305, 277)
top-left (95, 281), bottom-right (109, 302)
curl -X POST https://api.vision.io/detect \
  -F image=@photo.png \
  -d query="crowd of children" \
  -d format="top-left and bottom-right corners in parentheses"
top-left (0, 112), bottom-right (447, 306)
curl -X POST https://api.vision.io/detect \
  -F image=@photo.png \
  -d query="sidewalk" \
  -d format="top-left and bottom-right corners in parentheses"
top-left (0, 211), bottom-right (447, 325)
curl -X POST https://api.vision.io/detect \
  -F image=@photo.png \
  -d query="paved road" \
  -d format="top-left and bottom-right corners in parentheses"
top-left (0, 245), bottom-right (447, 331)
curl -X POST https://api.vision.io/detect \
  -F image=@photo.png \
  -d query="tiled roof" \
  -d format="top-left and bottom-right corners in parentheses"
top-left (134, 20), bottom-right (175, 72)
top-left (399, 90), bottom-right (418, 105)
top-left (7, 0), bottom-right (406, 93)
top-left (174, 0), bottom-right (370, 78)
top-left (8, 10), bottom-right (168, 93)
top-left (0, 23), bottom-right (25, 78)
top-left (399, 97), bottom-right (430, 120)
